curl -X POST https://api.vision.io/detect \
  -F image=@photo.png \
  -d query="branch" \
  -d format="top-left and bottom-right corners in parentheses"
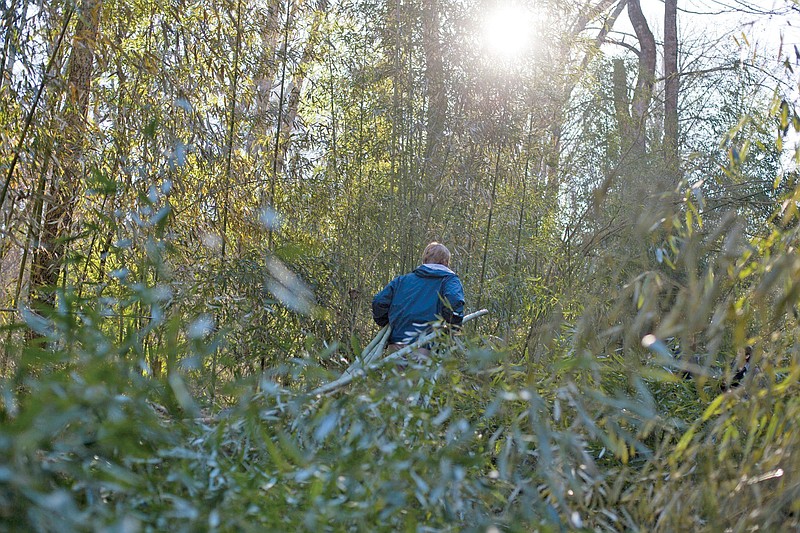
top-left (605, 38), bottom-right (641, 57)
top-left (577, 0), bottom-right (629, 73)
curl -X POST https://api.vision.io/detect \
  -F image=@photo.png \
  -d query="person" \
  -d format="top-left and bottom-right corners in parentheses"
top-left (372, 242), bottom-right (465, 354)
top-left (721, 345), bottom-right (752, 391)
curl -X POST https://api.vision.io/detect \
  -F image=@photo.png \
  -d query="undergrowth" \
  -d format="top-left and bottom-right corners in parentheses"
top-left (2, 292), bottom-right (800, 532)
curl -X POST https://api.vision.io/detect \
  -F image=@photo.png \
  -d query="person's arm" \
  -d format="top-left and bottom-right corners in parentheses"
top-left (371, 278), bottom-right (396, 326)
top-left (440, 276), bottom-right (465, 325)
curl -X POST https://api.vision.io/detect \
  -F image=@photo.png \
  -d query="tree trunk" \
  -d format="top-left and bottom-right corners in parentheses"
top-left (421, 0), bottom-right (446, 192)
top-left (612, 57), bottom-right (632, 155)
top-left (274, 5), bottom-right (325, 177)
top-left (254, 0), bottom-right (286, 207)
top-left (29, 0), bottom-right (103, 309)
top-left (664, 0), bottom-right (679, 178)
top-left (251, 0), bottom-right (284, 127)
top-left (627, 0), bottom-right (655, 157)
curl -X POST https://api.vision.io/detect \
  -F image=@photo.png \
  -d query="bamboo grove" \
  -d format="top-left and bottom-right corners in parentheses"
top-left (3, 0), bottom-right (800, 529)
top-left (0, 0), bottom-right (590, 375)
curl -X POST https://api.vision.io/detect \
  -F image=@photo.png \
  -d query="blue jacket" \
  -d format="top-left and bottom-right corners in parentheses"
top-left (372, 264), bottom-right (465, 344)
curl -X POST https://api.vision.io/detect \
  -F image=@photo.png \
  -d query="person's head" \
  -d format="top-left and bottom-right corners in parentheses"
top-left (422, 242), bottom-right (451, 267)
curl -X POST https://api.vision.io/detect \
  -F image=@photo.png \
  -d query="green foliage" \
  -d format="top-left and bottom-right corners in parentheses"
top-left (6, 185), bottom-right (800, 530)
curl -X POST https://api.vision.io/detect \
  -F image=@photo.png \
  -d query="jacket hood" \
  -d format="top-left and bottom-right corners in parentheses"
top-left (413, 263), bottom-right (455, 278)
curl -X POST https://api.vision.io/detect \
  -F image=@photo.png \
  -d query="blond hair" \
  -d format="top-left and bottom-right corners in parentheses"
top-left (422, 242), bottom-right (451, 266)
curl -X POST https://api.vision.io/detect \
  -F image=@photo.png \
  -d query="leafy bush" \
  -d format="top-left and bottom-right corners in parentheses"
top-left (3, 284), bottom-right (800, 531)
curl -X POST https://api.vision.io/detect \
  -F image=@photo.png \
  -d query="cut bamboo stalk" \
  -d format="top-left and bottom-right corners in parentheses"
top-left (358, 325), bottom-right (390, 366)
top-left (361, 326), bottom-right (391, 366)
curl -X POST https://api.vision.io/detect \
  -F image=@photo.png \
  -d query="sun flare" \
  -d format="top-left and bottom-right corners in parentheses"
top-left (482, 4), bottom-right (534, 61)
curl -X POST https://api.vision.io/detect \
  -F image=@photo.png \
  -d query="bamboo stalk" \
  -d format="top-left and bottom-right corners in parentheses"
top-left (211, 0), bottom-right (243, 403)
top-left (361, 326), bottom-right (391, 366)
top-left (357, 324), bottom-right (390, 364)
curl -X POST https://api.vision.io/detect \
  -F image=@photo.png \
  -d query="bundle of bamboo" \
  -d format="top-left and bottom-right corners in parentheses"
top-left (309, 309), bottom-right (488, 397)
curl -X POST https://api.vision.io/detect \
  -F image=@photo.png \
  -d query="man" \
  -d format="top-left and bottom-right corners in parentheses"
top-left (372, 242), bottom-right (465, 352)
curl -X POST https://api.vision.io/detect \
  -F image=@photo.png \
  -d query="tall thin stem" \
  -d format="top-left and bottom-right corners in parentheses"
top-left (269, 0), bottom-right (291, 251)
top-left (478, 147), bottom-right (501, 310)
top-left (211, 0), bottom-right (243, 402)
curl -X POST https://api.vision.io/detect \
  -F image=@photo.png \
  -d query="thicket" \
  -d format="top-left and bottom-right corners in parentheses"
top-left (2, 0), bottom-right (800, 531)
